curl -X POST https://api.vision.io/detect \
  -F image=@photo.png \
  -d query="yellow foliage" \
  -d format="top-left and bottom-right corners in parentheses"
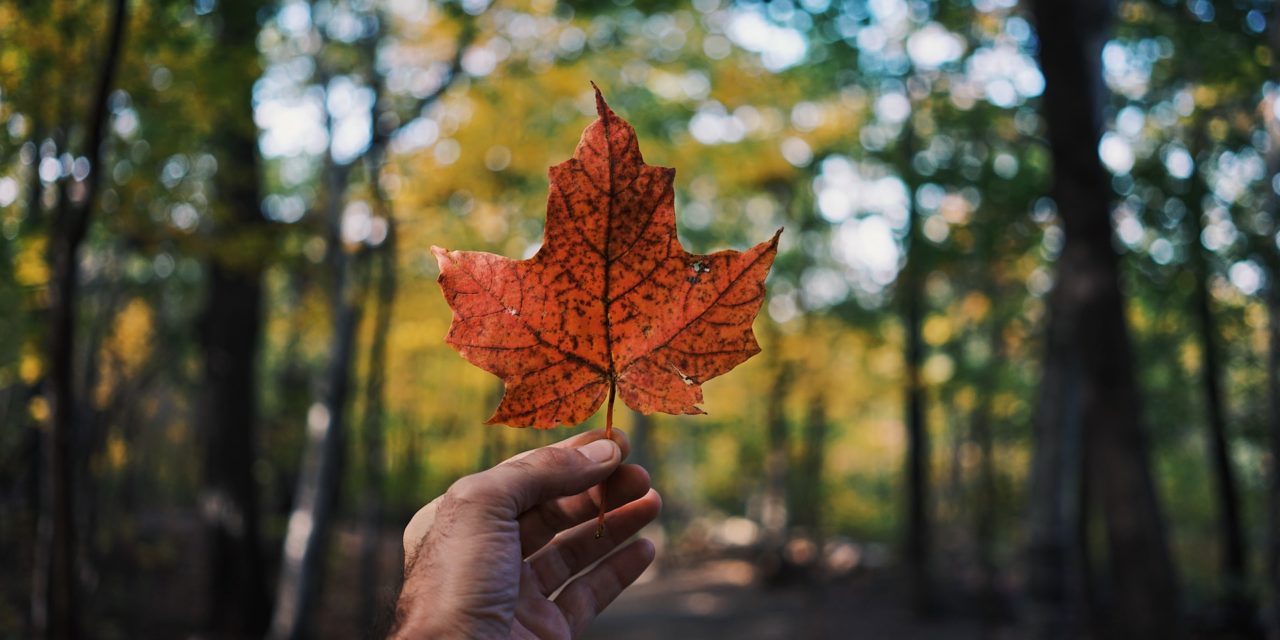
top-left (106, 432), bottom-right (128, 470)
top-left (111, 299), bottom-right (154, 364)
top-left (923, 353), bottom-right (954, 385)
top-left (1180, 340), bottom-right (1202, 374)
top-left (1119, 0), bottom-right (1154, 22)
top-left (29, 396), bottom-right (48, 424)
top-left (96, 299), bottom-right (155, 408)
top-left (960, 292), bottom-right (991, 323)
top-left (1208, 117), bottom-right (1229, 141)
top-left (1129, 302), bottom-right (1150, 333)
top-left (922, 315), bottom-right (952, 346)
top-left (1193, 85), bottom-right (1218, 109)
top-left (15, 237), bottom-right (49, 287)
top-left (992, 392), bottom-right (1021, 419)
top-left (830, 417), bottom-right (903, 477)
top-left (20, 350), bottom-right (41, 384)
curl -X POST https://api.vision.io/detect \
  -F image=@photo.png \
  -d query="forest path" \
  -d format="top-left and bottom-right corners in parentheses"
top-left (58, 513), bottom-right (1013, 638)
top-left (585, 559), bottom-right (1001, 640)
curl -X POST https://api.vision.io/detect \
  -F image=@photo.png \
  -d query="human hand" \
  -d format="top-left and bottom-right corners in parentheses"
top-left (391, 428), bottom-right (661, 639)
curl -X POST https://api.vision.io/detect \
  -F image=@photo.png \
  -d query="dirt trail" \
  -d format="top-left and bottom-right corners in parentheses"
top-left (585, 560), bottom-right (996, 640)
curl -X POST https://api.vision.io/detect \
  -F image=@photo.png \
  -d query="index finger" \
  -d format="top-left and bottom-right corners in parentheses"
top-left (403, 427), bottom-right (632, 564)
top-left (502, 427), bottom-right (631, 464)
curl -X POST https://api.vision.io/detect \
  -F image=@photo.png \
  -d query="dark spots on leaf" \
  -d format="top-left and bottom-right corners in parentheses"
top-left (433, 86), bottom-right (778, 427)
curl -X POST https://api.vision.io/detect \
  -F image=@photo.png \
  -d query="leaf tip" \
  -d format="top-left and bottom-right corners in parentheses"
top-left (431, 245), bottom-right (452, 269)
top-left (589, 80), bottom-right (609, 117)
top-left (767, 228), bottom-right (783, 250)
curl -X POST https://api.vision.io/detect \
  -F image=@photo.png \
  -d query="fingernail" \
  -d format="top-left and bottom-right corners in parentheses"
top-left (578, 439), bottom-right (617, 463)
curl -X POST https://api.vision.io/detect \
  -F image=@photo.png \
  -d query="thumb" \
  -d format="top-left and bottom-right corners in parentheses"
top-left (453, 438), bottom-right (621, 519)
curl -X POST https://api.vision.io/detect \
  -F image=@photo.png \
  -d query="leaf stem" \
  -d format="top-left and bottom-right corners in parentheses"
top-left (595, 379), bottom-right (616, 539)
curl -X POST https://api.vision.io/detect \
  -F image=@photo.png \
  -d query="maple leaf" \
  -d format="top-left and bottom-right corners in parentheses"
top-left (433, 84), bottom-right (780, 429)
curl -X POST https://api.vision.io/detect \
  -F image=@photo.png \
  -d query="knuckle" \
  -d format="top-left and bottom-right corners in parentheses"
top-left (528, 445), bottom-right (580, 469)
top-left (502, 456), bottom-right (539, 479)
top-left (401, 522), bottom-right (417, 552)
top-left (401, 502), bottom-right (434, 553)
top-left (446, 471), bottom-right (517, 518)
top-left (446, 473), bottom-right (491, 503)
top-left (503, 447), bottom-right (579, 486)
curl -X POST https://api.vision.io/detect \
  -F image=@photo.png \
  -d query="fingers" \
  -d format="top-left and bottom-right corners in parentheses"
top-left (500, 428), bottom-right (631, 468)
top-left (519, 464), bottom-right (651, 556)
top-left (554, 538), bottom-right (656, 638)
top-left (401, 427), bottom-right (633, 564)
top-left (527, 488), bottom-right (662, 596)
top-left (447, 436), bottom-right (621, 520)
top-left (549, 428), bottom-right (631, 461)
top-left (513, 564), bottom-right (568, 639)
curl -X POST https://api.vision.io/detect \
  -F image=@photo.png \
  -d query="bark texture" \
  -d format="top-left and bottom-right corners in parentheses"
top-left (197, 0), bottom-right (273, 635)
top-left (34, 1), bottom-right (128, 636)
top-left (1028, 0), bottom-right (1182, 637)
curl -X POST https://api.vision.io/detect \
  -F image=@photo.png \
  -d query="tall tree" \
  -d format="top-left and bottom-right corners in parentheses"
top-left (899, 120), bottom-right (935, 617)
top-left (1154, 5), bottom-right (1259, 610)
top-left (270, 7), bottom-right (473, 636)
top-left (32, 1), bottom-right (129, 637)
top-left (356, 19), bottom-right (398, 625)
top-left (197, 0), bottom-right (272, 634)
top-left (1266, 8), bottom-right (1280, 635)
top-left (1186, 127), bottom-right (1248, 616)
top-left (758, 322), bottom-right (794, 584)
top-left (1027, 0), bottom-right (1181, 637)
top-left (357, 220), bottom-right (395, 631)
top-left (971, 276), bottom-right (1004, 626)
top-left (797, 390), bottom-right (828, 539)
top-left (268, 57), bottom-right (361, 638)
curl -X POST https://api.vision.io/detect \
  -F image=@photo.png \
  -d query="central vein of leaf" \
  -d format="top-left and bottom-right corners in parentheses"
top-left (601, 116), bottom-right (616, 384)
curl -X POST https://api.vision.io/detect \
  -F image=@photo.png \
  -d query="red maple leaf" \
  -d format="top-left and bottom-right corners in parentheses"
top-left (434, 84), bottom-right (780, 429)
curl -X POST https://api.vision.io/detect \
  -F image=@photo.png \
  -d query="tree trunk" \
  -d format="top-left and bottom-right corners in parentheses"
top-left (900, 127), bottom-right (935, 615)
top-left (198, 1), bottom-right (271, 635)
top-left (1028, 0), bottom-right (1182, 637)
top-left (350, 22), bottom-right (473, 628)
top-left (971, 284), bottom-right (1003, 626)
top-left (74, 254), bottom-right (127, 599)
top-left (1270, 265), bottom-right (1280, 640)
top-left (1265, 13), bottom-right (1280, 636)
top-left (357, 208), bottom-right (396, 633)
top-left (268, 241), bottom-right (361, 638)
top-left (33, 1), bottom-right (128, 636)
top-left (23, 121), bottom-right (47, 640)
top-left (268, 279), bottom-right (360, 639)
top-left (761, 349), bottom-right (793, 560)
top-left (357, 242), bottom-right (393, 631)
top-left (267, 97), bottom-right (361, 637)
top-left (356, 22), bottom-right (395, 627)
top-left (1027, 278), bottom-right (1088, 638)
top-left (797, 391), bottom-right (827, 537)
top-left (1186, 150), bottom-right (1249, 619)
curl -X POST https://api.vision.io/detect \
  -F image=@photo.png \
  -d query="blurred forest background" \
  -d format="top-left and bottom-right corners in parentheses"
top-left (2, 0), bottom-right (1279, 638)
